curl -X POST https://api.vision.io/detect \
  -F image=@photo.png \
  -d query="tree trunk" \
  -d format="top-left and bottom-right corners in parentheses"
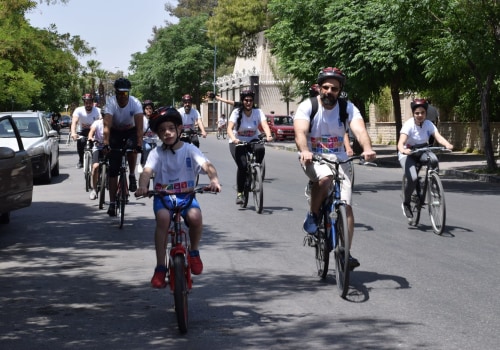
top-left (479, 74), bottom-right (497, 170)
top-left (391, 83), bottom-right (402, 151)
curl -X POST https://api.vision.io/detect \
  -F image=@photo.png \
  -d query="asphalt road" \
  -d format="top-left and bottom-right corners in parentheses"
top-left (1, 132), bottom-right (499, 349)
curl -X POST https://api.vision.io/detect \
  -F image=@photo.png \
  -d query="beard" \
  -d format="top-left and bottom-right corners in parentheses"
top-left (320, 93), bottom-right (338, 107)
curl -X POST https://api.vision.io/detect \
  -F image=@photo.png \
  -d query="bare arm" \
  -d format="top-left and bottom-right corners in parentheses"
top-left (260, 119), bottom-right (273, 142)
top-left (134, 113), bottom-right (144, 147)
top-left (135, 167), bottom-right (154, 197)
top-left (201, 161), bottom-right (221, 192)
top-left (70, 115), bottom-right (79, 140)
top-left (215, 95), bottom-right (235, 106)
top-left (433, 130), bottom-right (453, 150)
top-left (397, 133), bottom-right (411, 155)
top-left (196, 117), bottom-right (207, 137)
top-left (227, 120), bottom-right (239, 143)
top-left (349, 118), bottom-right (376, 161)
top-left (103, 114), bottom-right (112, 145)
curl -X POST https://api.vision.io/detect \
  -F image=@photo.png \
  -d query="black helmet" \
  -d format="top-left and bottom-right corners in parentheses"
top-left (114, 78), bottom-right (131, 92)
top-left (410, 98), bottom-right (429, 112)
top-left (317, 67), bottom-right (346, 88)
top-left (240, 89), bottom-right (255, 101)
top-left (149, 106), bottom-right (182, 133)
top-left (142, 100), bottom-right (154, 110)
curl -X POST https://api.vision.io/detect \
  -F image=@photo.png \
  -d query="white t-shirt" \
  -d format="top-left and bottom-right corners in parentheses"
top-left (145, 143), bottom-right (208, 193)
top-left (143, 116), bottom-right (159, 143)
top-left (400, 118), bottom-right (437, 149)
top-left (104, 95), bottom-right (143, 130)
top-left (178, 107), bottom-right (201, 129)
top-left (229, 108), bottom-right (266, 143)
top-left (90, 119), bottom-right (104, 147)
top-left (294, 98), bottom-right (362, 159)
top-left (72, 106), bottom-right (100, 132)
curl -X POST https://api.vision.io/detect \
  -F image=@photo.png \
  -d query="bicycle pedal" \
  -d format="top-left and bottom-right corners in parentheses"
top-left (303, 235), bottom-right (317, 247)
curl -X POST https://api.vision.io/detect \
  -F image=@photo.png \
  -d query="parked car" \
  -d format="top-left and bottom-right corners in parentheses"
top-left (59, 115), bottom-right (71, 128)
top-left (0, 111), bottom-right (60, 184)
top-left (259, 114), bottom-right (295, 141)
top-left (0, 115), bottom-right (33, 224)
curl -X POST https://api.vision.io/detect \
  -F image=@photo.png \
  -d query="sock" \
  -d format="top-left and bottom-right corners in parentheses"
top-left (189, 250), bottom-right (200, 257)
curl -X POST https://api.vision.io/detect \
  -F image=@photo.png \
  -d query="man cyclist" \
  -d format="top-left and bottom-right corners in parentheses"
top-left (134, 107), bottom-right (221, 288)
top-left (226, 89), bottom-right (273, 204)
top-left (102, 78), bottom-right (144, 216)
top-left (177, 94), bottom-right (207, 148)
top-left (294, 67), bottom-right (376, 270)
top-left (71, 94), bottom-right (100, 168)
top-left (398, 98), bottom-right (453, 218)
top-left (87, 117), bottom-right (104, 200)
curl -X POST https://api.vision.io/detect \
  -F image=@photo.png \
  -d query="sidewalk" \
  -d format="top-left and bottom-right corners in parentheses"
top-left (265, 142), bottom-right (500, 183)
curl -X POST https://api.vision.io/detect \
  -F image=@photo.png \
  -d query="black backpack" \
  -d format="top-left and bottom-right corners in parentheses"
top-left (308, 96), bottom-right (348, 133)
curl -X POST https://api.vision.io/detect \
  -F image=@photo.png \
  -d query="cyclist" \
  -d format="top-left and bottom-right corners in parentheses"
top-left (398, 98), bottom-right (453, 218)
top-left (50, 112), bottom-right (61, 134)
top-left (217, 113), bottom-right (227, 134)
top-left (71, 93), bottom-right (100, 168)
top-left (134, 107), bottom-right (221, 289)
top-left (177, 94), bottom-right (207, 148)
top-left (102, 78), bottom-right (144, 216)
top-left (87, 117), bottom-right (104, 200)
top-left (140, 100), bottom-right (159, 171)
top-left (294, 67), bottom-right (376, 270)
top-left (226, 89), bottom-right (273, 204)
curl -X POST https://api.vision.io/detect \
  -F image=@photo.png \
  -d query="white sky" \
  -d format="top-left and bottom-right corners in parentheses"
top-left (26, 0), bottom-right (177, 74)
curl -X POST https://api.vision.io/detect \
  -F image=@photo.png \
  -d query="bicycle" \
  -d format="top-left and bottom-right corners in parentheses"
top-left (83, 139), bottom-right (93, 192)
top-left (236, 137), bottom-right (266, 214)
top-left (137, 185), bottom-right (217, 334)
top-left (303, 154), bottom-right (376, 298)
top-left (402, 146), bottom-right (450, 235)
top-left (110, 140), bottom-right (134, 228)
top-left (216, 126), bottom-right (226, 140)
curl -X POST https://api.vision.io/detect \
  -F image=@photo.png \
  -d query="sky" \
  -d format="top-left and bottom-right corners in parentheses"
top-left (26, 0), bottom-right (177, 74)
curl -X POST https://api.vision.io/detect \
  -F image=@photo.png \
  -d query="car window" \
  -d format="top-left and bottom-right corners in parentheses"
top-left (0, 118), bottom-right (22, 151)
top-left (14, 117), bottom-right (43, 138)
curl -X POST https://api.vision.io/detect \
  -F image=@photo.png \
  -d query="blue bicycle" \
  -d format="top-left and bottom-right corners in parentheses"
top-left (304, 154), bottom-right (375, 298)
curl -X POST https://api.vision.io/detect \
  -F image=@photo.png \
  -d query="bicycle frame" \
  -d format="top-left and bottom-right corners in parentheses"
top-left (236, 138), bottom-right (265, 212)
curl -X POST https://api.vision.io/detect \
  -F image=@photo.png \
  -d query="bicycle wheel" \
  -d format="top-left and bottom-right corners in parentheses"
top-left (117, 173), bottom-right (127, 228)
top-left (241, 172), bottom-right (250, 208)
top-left (334, 205), bottom-right (350, 299)
top-left (83, 151), bottom-right (92, 192)
top-left (98, 162), bottom-right (107, 209)
top-left (216, 130), bottom-right (221, 140)
top-left (261, 159), bottom-right (266, 181)
top-left (252, 165), bottom-right (264, 213)
top-left (222, 128), bottom-right (226, 139)
top-left (349, 162), bottom-right (355, 189)
top-left (173, 254), bottom-right (188, 334)
top-left (402, 175), bottom-right (421, 226)
top-left (428, 171), bottom-right (446, 235)
top-left (315, 210), bottom-right (330, 279)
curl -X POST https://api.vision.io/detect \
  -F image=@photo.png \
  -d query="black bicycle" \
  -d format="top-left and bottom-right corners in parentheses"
top-left (96, 154), bottom-right (109, 210)
top-left (83, 139), bottom-right (93, 192)
top-left (110, 140), bottom-right (134, 228)
top-left (402, 146), bottom-right (450, 235)
top-left (236, 138), bottom-right (266, 213)
top-left (304, 154), bottom-right (376, 298)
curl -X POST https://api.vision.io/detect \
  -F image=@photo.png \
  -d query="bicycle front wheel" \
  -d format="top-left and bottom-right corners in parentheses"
top-left (334, 205), bottom-right (350, 299)
top-left (241, 172), bottom-right (250, 208)
top-left (173, 254), bottom-right (189, 334)
top-left (117, 173), bottom-right (127, 228)
top-left (402, 175), bottom-right (421, 226)
top-left (428, 172), bottom-right (446, 235)
top-left (98, 162), bottom-right (107, 209)
top-left (252, 165), bottom-right (263, 213)
top-left (315, 210), bottom-right (330, 279)
top-left (216, 130), bottom-right (221, 140)
top-left (84, 151), bottom-right (92, 192)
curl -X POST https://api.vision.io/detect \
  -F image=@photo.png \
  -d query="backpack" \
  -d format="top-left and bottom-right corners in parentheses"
top-left (308, 96), bottom-right (348, 133)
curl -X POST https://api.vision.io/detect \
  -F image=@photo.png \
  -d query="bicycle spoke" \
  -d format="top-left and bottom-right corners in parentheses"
top-left (428, 172), bottom-right (446, 234)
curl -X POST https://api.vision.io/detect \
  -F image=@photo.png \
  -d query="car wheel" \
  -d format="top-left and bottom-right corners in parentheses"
top-left (0, 212), bottom-right (10, 224)
top-left (51, 159), bottom-right (59, 177)
top-left (40, 158), bottom-right (52, 184)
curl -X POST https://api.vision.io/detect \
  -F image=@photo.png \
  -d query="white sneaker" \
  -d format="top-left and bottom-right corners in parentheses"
top-left (89, 189), bottom-right (97, 200)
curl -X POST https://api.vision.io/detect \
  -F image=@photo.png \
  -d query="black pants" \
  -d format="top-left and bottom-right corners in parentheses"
top-left (229, 141), bottom-right (265, 192)
top-left (108, 128), bottom-right (138, 177)
top-left (77, 129), bottom-right (90, 162)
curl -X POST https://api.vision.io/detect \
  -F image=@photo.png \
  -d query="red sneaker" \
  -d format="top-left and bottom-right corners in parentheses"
top-left (151, 269), bottom-right (167, 289)
top-left (190, 255), bottom-right (203, 275)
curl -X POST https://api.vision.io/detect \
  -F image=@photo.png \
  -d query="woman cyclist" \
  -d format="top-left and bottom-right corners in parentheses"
top-left (398, 98), bottom-right (453, 218)
top-left (227, 90), bottom-right (273, 204)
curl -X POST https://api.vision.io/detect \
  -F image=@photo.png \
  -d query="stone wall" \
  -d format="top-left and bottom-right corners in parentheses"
top-left (367, 122), bottom-right (500, 153)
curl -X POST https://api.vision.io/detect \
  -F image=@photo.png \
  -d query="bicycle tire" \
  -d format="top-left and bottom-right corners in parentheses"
top-left (349, 162), bottom-right (355, 189)
top-left (84, 151), bottom-right (92, 192)
top-left (216, 130), bottom-right (221, 140)
top-left (315, 210), bottom-right (330, 279)
top-left (402, 175), bottom-right (421, 226)
top-left (241, 172), bottom-right (250, 208)
top-left (98, 162), bottom-right (107, 209)
top-left (117, 173), bottom-right (127, 228)
top-left (173, 254), bottom-right (189, 334)
top-left (334, 205), bottom-right (350, 299)
top-left (252, 165), bottom-right (264, 213)
top-left (261, 159), bottom-right (266, 181)
top-left (428, 171), bottom-right (446, 235)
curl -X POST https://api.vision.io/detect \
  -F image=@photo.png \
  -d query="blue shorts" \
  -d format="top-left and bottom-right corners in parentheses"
top-left (153, 193), bottom-right (201, 219)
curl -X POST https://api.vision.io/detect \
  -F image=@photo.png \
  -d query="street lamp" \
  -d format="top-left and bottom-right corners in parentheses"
top-left (212, 43), bottom-right (217, 131)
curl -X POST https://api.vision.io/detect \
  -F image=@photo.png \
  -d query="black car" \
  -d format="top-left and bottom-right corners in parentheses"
top-left (59, 115), bottom-right (71, 128)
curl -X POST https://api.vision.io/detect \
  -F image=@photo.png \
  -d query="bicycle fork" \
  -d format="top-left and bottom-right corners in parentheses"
top-left (168, 217), bottom-right (193, 291)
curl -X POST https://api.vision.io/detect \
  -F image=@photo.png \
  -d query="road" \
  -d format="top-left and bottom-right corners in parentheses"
top-left (1, 132), bottom-right (499, 350)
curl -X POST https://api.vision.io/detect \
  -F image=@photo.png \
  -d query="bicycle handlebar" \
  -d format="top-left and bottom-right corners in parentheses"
top-left (409, 146), bottom-right (452, 155)
top-left (312, 154), bottom-right (378, 167)
top-left (135, 185), bottom-right (219, 199)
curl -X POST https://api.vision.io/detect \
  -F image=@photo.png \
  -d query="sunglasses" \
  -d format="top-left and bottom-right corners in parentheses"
top-left (243, 99), bottom-right (254, 103)
top-left (115, 91), bottom-right (129, 97)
